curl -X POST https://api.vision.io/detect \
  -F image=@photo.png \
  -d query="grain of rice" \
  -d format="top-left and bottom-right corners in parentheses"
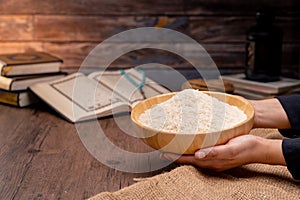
top-left (138, 89), bottom-right (246, 133)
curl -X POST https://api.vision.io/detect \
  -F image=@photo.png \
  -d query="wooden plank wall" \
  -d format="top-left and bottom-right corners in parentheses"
top-left (0, 0), bottom-right (299, 77)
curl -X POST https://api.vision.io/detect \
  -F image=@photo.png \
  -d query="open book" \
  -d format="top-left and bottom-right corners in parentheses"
top-left (30, 68), bottom-right (170, 123)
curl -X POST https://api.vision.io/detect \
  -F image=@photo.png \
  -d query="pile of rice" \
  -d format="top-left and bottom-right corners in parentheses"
top-left (138, 89), bottom-right (246, 133)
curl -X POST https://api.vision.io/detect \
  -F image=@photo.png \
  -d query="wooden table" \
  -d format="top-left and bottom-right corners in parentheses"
top-left (0, 102), bottom-right (175, 199)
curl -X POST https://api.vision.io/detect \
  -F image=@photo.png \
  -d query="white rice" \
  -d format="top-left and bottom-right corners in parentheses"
top-left (138, 89), bottom-right (246, 133)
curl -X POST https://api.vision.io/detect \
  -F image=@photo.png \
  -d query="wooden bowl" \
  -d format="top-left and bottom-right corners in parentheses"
top-left (131, 91), bottom-right (254, 154)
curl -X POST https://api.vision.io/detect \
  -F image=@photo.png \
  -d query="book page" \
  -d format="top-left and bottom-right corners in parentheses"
top-left (51, 74), bottom-right (124, 112)
top-left (88, 69), bottom-right (170, 107)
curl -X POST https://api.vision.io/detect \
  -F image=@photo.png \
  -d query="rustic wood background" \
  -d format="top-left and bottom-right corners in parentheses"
top-left (0, 0), bottom-right (299, 77)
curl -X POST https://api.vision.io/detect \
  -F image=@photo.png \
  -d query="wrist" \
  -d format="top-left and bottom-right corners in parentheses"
top-left (249, 99), bottom-right (291, 129)
top-left (255, 138), bottom-right (286, 165)
top-left (248, 100), bottom-right (262, 128)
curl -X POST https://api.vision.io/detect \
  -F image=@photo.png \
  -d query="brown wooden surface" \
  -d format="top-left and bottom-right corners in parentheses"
top-left (0, 0), bottom-right (299, 77)
top-left (0, 41), bottom-right (297, 74)
top-left (1, 0), bottom-right (299, 15)
top-left (0, 103), bottom-right (175, 199)
top-left (1, 15), bottom-right (299, 43)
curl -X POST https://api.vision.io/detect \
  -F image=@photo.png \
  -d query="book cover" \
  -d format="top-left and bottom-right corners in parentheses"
top-left (0, 52), bottom-right (62, 76)
top-left (221, 74), bottom-right (300, 95)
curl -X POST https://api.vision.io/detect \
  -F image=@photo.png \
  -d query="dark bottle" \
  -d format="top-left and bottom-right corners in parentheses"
top-left (245, 8), bottom-right (283, 82)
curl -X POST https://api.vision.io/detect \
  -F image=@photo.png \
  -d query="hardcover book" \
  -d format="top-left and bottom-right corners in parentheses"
top-left (0, 72), bottom-right (66, 91)
top-left (0, 52), bottom-right (62, 77)
top-left (221, 73), bottom-right (300, 95)
top-left (30, 68), bottom-right (170, 123)
top-left (0, 89), bottom-right (39, 107)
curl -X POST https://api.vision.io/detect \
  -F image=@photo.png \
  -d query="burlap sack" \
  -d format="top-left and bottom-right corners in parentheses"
top-left (89, 129), bottom-right (300, 200)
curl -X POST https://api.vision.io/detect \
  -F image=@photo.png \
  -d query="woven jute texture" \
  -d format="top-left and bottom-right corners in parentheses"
top-left (89, 129), bottom-right (300, 200)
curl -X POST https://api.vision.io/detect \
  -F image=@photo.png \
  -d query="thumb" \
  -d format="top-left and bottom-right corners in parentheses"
top-left (194, 147), bottom-right (214, 159)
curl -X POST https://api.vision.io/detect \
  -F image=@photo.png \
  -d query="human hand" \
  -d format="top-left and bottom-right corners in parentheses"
top-left (161, 134), bottom-right (286, 171)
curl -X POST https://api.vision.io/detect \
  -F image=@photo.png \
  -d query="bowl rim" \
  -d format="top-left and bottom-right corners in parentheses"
top-left (131, 91), bottom-right (254, 136)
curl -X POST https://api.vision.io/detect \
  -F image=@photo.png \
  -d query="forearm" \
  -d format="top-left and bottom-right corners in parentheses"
top-left (249, 98), bottom-right (291, 129)
top-left (251, 96), bottom-right (300, 179)
top-left (249, 99), bottom-right (288, 165)
top-left (254, 137), bottom-right (286, 166)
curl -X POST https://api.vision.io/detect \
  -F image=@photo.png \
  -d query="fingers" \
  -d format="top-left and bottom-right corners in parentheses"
top-left (160, 135), bottom-right (260, 171)
top-left (195, 145), bottom-right (234, 160)
top-left (160, 152), bottom-right (229, 171)
top-left (160, 145), bottom-right (231, 164)
top-left (161, 153), bottom-right (196, 165)
top-left (195, 147), bottom-right (214, 159)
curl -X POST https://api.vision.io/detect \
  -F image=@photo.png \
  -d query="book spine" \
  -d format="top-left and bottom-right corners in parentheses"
top-left (0, 61), bottom-right (7, 76)
top-left (2, 65), bottom-right (13, 76)
top-left (0, 90), bottom-right (19, 106)
top-left (0, 76), bottom-right (13, 91)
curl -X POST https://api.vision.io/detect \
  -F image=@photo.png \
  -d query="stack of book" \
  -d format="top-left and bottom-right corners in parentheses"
top-left (0, 52), bottom-right (65, 107)
top-left (221, 73), bottom-right (300, 99)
